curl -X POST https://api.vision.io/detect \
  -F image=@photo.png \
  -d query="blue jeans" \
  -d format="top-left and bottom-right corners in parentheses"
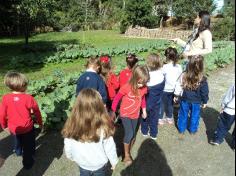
top-left (80, 163), bottom-right (110, 176)
top-left (214, 112), bottom-right (235, 144)
top-left (121, 117), bottom-right (139, 144)
top-left (178, 101), bottom-right (201, 133)
top-left (160, 92), bottom-right (174, 119)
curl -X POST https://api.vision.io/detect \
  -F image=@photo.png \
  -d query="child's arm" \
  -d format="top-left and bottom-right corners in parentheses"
top-left (103, 136), bottom-right (119, 170)
top-left (111, 74), bottom-right (120, 90)
top-left (141, 96), bottom-right (147, 119)
top-left (200, 79), bottom-right (209, 108)
top-left (174, 74), bottom-right (184, 97)
top-left (111, 92), bottom-right (123, 113)
top-left (221, 84), bottom-right (235, 112)
top-left (0, 100), bottom-right (8, 129)
top-left (64, 138), bottom-right (74, 161)
top-left (30, 97), bottom-right (43, 128)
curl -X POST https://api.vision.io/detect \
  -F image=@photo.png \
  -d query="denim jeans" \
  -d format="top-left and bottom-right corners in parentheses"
top-left (177, 101), bottom-right (201, 133)
top-left (80, 163), bottom-right (110, 176)
top-left (214, 112), bottom-right (235, 144)
top-left (160, 92), bottom-right (174, 119)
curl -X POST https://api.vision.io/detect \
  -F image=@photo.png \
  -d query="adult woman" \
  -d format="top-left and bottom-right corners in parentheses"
top-left (172, 11), bottom-right (213, 57)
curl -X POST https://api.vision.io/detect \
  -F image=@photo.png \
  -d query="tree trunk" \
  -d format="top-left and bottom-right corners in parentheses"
top-left (24, 20), bottom-right (29, 47)
top-left (123, 0), bottom-right (126, 9)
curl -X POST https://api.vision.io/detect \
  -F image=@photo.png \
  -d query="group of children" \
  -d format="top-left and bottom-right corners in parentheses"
top-left (0, 47), bottom-right (235, 176)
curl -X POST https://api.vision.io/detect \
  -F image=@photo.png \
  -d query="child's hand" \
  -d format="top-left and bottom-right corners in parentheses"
top-left (173, 97), bottom-right (179, 103)
top-left (201, 104), bottom-right (207, 109)
top-left (3, 128), bottom-right (10, 134)
top-left (142, 109), bottom-right (147, 119)
top-left (110, 111), bottom-right (116, 122)
top-left (111, 165), bottom-right (116, 170)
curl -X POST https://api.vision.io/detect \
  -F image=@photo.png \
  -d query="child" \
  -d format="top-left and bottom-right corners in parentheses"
top-left (119, 53), bottom-right (139, 88)
top-left (62, 88), bottom-right (118, 176)
top-left (76, 57), bottom-right (107, 104)
top-left (100, 55), bottom-right (119, 110)
top-left (111, 65), bottom-right (150, 166)
top-left (210, 84), bottom-right (235, 149)
top-left (0, 71), bottom-right (43, 169)
top-left (159, 47), bottom-right (183, 125)
top-left (141, 54), bottom-right (165, 140)
top-left (174, 55), bottom-right (209, 134)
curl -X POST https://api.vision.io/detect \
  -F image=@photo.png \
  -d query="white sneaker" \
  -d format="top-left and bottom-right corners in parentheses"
top-left (150, 136), bottom-right (157, 140)
top-left (166, 118), bottom-right (174, 124)
top-left (158, 119), bottom-right (166, 125)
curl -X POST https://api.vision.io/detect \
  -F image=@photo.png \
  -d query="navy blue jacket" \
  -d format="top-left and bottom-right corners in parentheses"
top-left (76, 72), bottom-right (107, 104)
top-left (181, 78), bottom-right (209, 104)
top-left (146, 80), bottom-right (165, 110)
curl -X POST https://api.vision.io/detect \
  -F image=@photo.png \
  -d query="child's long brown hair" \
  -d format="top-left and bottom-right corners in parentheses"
top-left (100, 55), bottom-right (112, 82)
top-left (61, 89), bottom-right (114, 142)
top-left (182, 55), bottom-right (205, 90)
top-left (129, 65), bottom-right (150, 95)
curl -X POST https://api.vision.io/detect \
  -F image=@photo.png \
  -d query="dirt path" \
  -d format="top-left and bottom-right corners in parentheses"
top-left (0, 63), bottom-right (235, 176)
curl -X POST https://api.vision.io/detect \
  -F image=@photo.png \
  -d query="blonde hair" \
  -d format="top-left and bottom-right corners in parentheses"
top-left (85, 57), bottom-right (101, 71)
top-left (146, 54), bottom-right (162, 71)
top-left (4, 71), bottom-right (28, 92)
top-left (183, 55), bottom-right (205, 90)
top-left (61, 88), bottom-right (114, 142)
top-left (129, 65), bottom-right (150, 95)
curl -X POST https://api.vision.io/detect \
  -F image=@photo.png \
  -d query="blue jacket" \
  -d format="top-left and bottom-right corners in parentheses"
top-left (146, 80), bottom-right (165, 109)
top-left (76, 72), bottom-right (107, 103)
top-left (181, 78), bottom-right (209, 104)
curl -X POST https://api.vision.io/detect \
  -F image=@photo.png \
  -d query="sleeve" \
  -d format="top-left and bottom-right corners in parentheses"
top-left (30, 97), bottom-right (43, 126)
top-left (176, 38), bottom-right (187, 47)
top-left (98, 77), bottom-right (108, 104)
top-left (200, 80), bottom-right (209, 104)
top-left (174, 74), bottom-right (184, 96)
top-left (141, 96), bottom-right (146, 108)
top-left (103, 136), bottom-right (119, 167)
top-left (0, 98), bottom-right (8, 129)
top-left (221, 84), bottom-right (235, 109)
top-left (76, 77), bottom-right (83, 97)
top-left (185, 30), bottom-right (212, 56)
top-left (64, 138), bottom-right (74, 161)
top-left (111, 92), bottom-right (123, 112)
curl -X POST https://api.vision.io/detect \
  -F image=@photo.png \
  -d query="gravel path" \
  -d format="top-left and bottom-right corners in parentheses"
top-left (0, 63), bottom-right (235, 176)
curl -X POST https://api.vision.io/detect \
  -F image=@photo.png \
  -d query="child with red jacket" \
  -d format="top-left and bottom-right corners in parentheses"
top-left (119, 53), bottom-right (139, 88)
top-left (0, 71), bottom-right (42, 169)
top-left (100, 55), bottom-right (119, 109)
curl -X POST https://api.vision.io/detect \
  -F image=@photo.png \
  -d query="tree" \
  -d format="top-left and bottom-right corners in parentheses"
top-left (120, 0), bottom-right (158, 33)
top-left (172, 0), bottom-right (216, 23)
top-left (16, 0), bottom-right (56, 46)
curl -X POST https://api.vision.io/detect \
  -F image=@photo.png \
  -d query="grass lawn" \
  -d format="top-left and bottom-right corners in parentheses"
top-left (0, 30), bottom-right (156, 96)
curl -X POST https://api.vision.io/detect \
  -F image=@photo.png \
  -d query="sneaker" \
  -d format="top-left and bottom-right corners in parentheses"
top-left (158, 119), bottom-right (166, 125)
top-left (210, 140), bottom-right (220, 146)
top-left (150, 136), bottom-right (157, 140)
top-left (166, 118), bottom-right (174, 125)
top-left (140, 130), bottom-right (149, 137)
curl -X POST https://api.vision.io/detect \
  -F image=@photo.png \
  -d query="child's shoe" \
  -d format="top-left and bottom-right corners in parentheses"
top-left (166, 118), bottom-right (174, 125)
top-left (210, 140), bottom-right (220, 146)
top-left (158, 119), bottom-right (166, 125)
top-left (150, 136), bottom-right (157, 140)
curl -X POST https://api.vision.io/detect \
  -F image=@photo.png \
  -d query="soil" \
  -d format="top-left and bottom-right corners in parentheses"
top-left (0, 62), bottom-right (235, 176)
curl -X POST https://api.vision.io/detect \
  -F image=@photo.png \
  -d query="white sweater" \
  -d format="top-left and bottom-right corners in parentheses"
top-left (147, 70), bottom-right (165, 87)
top-left (162, 63), bottom-right (183, 93)
top-left (64, 133), bottom-right (118, 171)
top-left (221, 84), bottom-right (235, 115)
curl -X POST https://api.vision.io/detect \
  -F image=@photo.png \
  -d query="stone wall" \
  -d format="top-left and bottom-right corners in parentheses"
top-left (125, 26), bottom-right (193, 40)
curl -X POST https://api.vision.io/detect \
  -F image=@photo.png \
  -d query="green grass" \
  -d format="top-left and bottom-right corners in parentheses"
top-left (0, 30), bottom-right (158, 96)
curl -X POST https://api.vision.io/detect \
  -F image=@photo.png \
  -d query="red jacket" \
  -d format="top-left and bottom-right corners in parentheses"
top-left (106, 73), bottom-right (119, 101)
top-left (0, 93), bottom-right (42, 135)
top-left (119, 68), bottom-right (132, 88)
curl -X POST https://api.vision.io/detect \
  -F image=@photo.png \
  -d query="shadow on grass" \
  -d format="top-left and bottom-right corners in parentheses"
top-left (121, 138), bottom-right (173, 176)
top-left (0, 39), bottom-right (80, 74)
top-left (15, 130), bottom-right (64, 176)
